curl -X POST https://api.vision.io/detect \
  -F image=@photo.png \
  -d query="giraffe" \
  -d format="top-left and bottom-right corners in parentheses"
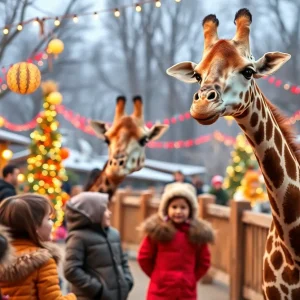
top-left (87, 95), bottom-right (168, 199)
top-left (166, 8), bottom-right (300, 300)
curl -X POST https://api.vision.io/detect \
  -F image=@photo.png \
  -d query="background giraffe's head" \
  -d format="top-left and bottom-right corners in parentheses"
top-left (167, 8), bottom-right (291, 125)
top-left (90, 96), bottom-right (168, 178)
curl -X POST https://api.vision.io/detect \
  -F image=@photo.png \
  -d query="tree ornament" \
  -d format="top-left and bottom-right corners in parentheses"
top-left (60, 148), bottom-right (69, 160)
top-left (7, 62), bottom-right (41, 94)
top-left (47, 91), bottom-right (63, 105)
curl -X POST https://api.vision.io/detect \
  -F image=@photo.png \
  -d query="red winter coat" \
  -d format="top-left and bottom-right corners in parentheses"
top-left (138, 215), bottom-right (214, 300)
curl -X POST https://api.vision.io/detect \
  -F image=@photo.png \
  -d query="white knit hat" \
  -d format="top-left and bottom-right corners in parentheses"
top-left (158, 182), bottom-right (198, 220)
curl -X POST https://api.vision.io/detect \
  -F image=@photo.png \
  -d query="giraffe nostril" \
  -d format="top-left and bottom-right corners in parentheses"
top-left (207, 91), bottom-right (217, 101)
top-left (119, 160), bottom-right (124, 166)
top-left (110, 160), bottom-right (113, 166)
top-left (194, 92), bottom-right (199, 101)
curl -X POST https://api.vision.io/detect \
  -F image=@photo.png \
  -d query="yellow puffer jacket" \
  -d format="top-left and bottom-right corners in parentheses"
top-left (0, 239), bottom-right (76, 300)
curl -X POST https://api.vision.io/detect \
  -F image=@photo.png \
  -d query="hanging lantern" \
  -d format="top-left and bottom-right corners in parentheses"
top-left (60, 148), bottom-right (69, 160)
top-left (6, 62), bottom-right (41, 94)
top-left (47, 39), bottom-right (64, 55)
top-left (47, 91), bottom-right (63, 105)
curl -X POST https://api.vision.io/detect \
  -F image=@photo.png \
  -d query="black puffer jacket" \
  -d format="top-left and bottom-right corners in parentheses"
top-left (64, 192), bottom-right (133, 300)
top-left (0, 180), bottom-right (16, 203)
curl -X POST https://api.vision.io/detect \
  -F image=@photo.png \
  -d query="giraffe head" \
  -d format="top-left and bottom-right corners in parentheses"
top-left (167, 8), bottom-right (291, 125)
top-left (90, 96), bottom-right (168, 178)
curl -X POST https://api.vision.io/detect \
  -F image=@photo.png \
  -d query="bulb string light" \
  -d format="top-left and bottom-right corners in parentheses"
top-left (0, 0), bottom-right (166, 33)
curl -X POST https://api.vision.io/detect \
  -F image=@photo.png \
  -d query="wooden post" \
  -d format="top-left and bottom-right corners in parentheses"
top-left (198, 194), bottom-right (215, 284)
top-left (139, 191), bottom-right (153, 224)
top-left (230, 200), bottom-right (251, 300)
top-left (114, 190), bottom-right (127, 240)
top-left (198, 194), bottom-right (216, 219)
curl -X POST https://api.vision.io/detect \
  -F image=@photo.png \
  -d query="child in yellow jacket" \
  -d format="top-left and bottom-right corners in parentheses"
top-left (0, 194), bottom-right (76, 300)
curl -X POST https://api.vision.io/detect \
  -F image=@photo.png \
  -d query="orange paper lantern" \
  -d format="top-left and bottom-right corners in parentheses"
top-left (60, 148), bottom-right (69, 160)
top-left (7, 62), bottom-right (41, 94)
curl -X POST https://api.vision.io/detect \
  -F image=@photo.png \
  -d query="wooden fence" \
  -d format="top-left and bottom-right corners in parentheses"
top-left (109, 189), bottom-right (272, 300)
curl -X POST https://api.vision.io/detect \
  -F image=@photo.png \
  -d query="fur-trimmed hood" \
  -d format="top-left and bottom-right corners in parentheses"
top-left (0, 239), bottom-right (62, 282)
top-left (0, 225), bottom-right (14, 267)
top-left (140, 214), bottom-right (215, 244)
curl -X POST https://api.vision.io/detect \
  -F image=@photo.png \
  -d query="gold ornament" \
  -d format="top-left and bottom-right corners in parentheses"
top-left (47, 91), bottom-right (63, 105)
top-left (47, 39), bottom-right (64, 55)
top-left (7, 62), bottom-right (41, 94)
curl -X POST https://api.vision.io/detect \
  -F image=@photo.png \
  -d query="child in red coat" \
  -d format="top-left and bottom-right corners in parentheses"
top-left (138, 182), bottom-right (215, 300)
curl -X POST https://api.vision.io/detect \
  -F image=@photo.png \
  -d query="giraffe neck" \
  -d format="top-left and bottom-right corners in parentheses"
top-left (235, 82), bottom-right (300, 260)
top-left (89, 163), bottom-right (125, 199)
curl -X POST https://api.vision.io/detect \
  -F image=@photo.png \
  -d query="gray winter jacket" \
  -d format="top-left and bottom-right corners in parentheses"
top-left (63, 192), bottom-right (134, 300)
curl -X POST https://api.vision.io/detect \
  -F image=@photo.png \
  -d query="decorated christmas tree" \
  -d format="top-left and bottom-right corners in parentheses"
top-left (27, 81), bottom-right (69, 230)
top-left (223, 133), bottom-right (258, 198)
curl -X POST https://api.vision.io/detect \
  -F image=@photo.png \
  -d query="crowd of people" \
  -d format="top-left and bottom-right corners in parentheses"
top-left (0, 169), bottom-right (214, 300)
top-left (0, 163), bottom-right (269, 300)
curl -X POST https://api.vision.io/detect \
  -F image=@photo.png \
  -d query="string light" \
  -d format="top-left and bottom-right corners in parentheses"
top-left (155, 0), bottom-right (162, 7)
top-left (17, 24), bottom-right (23, 31)
top-left (3, 27), bottom-right (9, 35)
top-left (136, 4), bottom-right (142, 12)
top-left (73, 14), bottom-right (78, 23)
top-left (175, 0), bottom-right (181, 2)
top-left (93, 12), bottom-right (99, 19)
top-left (33, 17), bottom-right (39, 26)
top-left (114, 9), bottom-right (120, 17)
top-left (54, 17), bottom-right (60, 26)
top-left (2, 149), bottom-right (13, 159)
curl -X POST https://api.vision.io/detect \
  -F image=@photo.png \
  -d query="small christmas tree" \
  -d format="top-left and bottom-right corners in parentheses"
top-left (223, 133), bottom-right (258, 198)
top-left (27, 81), bottom-right (68, 230)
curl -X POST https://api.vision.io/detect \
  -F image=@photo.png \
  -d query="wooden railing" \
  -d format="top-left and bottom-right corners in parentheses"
top-left (109, 189), bottom-right (272, 300)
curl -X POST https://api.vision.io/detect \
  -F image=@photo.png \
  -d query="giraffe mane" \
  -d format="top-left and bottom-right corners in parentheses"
top-left (264, 97), bottom-right (300, 164)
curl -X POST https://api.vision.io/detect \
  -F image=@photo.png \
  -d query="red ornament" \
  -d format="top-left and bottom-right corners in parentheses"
top-left (60, 148), bottom-right (69, 160)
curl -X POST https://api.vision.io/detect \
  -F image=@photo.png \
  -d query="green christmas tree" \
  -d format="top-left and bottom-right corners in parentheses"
top-left (223, 133), bottom-right (258, 198)
top-left (27, 81), bottom-right (69, 230)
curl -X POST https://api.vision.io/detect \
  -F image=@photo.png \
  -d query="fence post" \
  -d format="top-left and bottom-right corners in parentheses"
top-left (198, 194), bottom-right (216, 219)
top-left (139, 190), bottom-right (153, 224)
top-left (230, 200), bottom-right (251, 300)
top-left (198, 194), bottom-right (215, 284)
top-left (114, 190), bottom-right (127, 240)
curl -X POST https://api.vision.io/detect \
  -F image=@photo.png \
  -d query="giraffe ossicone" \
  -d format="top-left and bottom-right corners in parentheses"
top-left (167, 8), bottom-right (300, 300)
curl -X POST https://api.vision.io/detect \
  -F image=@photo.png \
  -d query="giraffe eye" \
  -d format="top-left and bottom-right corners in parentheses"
top-left (192, 72), bottom-right (202, 83)
top-left (241, 68), bottom-right (255, 80)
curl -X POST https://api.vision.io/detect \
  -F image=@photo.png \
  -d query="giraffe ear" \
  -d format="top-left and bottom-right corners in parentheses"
top-left (90, 120), bottom-right (109, 140)
top-left (253, 52), bottom-right (291, 78)
top-left (148, 124), bottom-right (169, 141)
top-left (166, 61), bottom-right (198, 83)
